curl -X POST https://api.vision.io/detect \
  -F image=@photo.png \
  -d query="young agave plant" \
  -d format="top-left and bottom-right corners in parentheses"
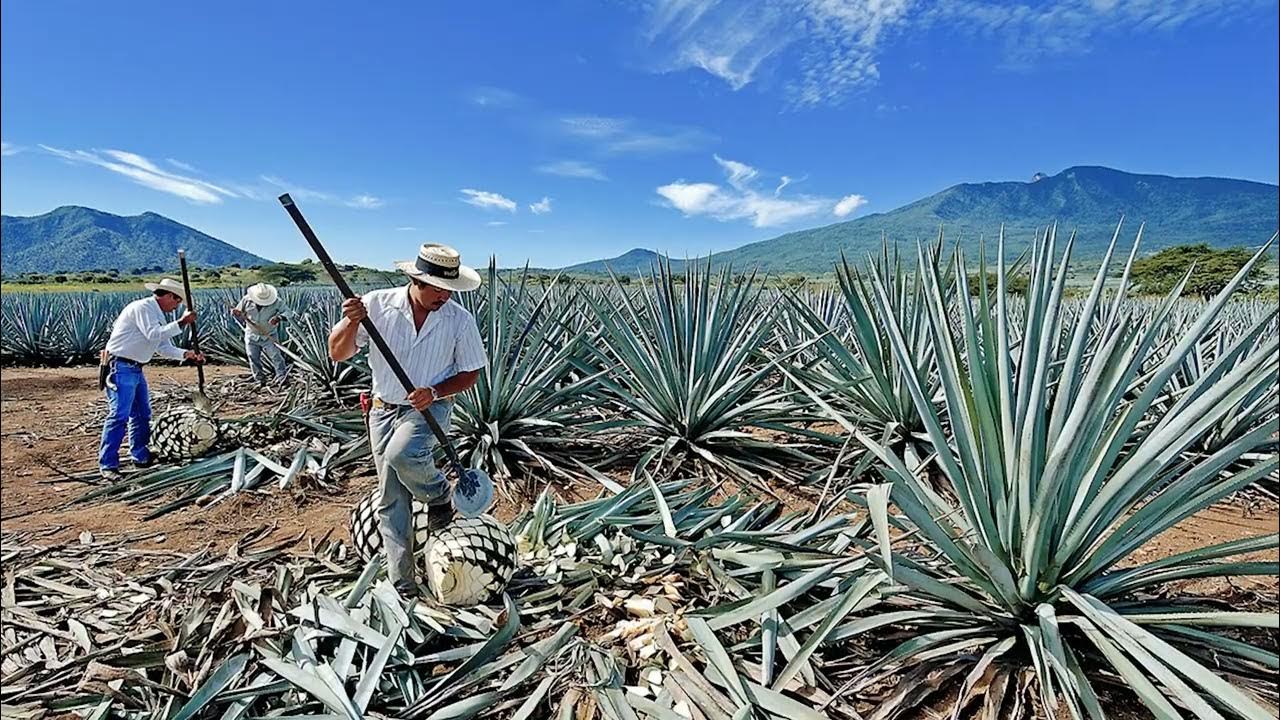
top-left (781, 241), bottom-right (947, 453)
top-left (452, 261), bottom-right (606, 484)
top-left (578, 260), bottom-right (821, 482)
top-left (842, 227), bottom-right (1279, 718)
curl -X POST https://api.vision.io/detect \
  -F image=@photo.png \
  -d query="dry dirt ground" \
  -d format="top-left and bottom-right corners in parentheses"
top-left (2, 365), bottom-right (1277, 603)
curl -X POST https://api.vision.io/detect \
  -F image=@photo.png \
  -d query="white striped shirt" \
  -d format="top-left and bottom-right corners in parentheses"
top-left (355, 287), bottom-right (488, 404)
top-left (105, 296), bottom-right (187, 363)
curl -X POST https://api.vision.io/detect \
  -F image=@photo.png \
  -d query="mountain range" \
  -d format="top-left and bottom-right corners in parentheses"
top-left (3, 166), bottom-right (1275, 278)
top-left (566, 166), bottom-right (1279, 275)
top-left (1, 206), bottom-right (270, 275)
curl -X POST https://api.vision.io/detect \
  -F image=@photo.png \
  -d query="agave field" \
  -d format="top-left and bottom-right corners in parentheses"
top-left (2, 227), bottom-right (1279, 719)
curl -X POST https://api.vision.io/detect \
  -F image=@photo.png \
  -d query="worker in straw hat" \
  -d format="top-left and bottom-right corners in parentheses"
top-left (328, 243), bottom-right (487, 596)
top-left (231, 282), bottom-right (292, 387)
top-left (98, 278), bottom-right (205, 481)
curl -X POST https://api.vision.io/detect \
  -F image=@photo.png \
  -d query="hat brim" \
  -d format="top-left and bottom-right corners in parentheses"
top-left (248, 288), bottom-right (279, 306)
top-left (394, 261), bottom-right (482, 292)
top-left (145, 282), bottom-right (187, 305)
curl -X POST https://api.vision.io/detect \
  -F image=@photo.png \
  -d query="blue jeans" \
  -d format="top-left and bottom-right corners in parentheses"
top-left (368, 399), bottom-right (453, 586)
top-left (98, 362), bottom-right (151, 470)
top-left (246, 337), bottom-right (287, 383)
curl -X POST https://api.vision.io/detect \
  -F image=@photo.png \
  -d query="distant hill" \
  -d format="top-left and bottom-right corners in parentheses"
top-left (561, 166), bottom-right (1279, 275)
top-left (561, 248), bottom-right (667, 276)
top-left (1, 206), bottom-right (270, 274)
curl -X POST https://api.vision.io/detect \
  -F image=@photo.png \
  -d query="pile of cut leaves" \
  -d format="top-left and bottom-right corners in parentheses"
top-left (2, 477), bottom-right (898, 719)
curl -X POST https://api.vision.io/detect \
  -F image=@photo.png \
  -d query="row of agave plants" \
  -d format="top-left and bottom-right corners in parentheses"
top-left (3, 226), bottom-right (1279, 716)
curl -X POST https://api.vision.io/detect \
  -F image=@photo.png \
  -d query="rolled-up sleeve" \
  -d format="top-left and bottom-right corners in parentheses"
top-left (455, 317), bottom-right (488, 372)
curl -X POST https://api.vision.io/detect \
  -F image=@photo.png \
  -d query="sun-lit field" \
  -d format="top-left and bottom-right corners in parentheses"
top-left (2, 230), bottom-right (1277, 719)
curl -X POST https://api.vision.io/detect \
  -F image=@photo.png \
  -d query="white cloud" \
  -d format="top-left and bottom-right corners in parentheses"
top-left (2, 141), bottom-right (23, 156)
top-left (260, 176), bottom-right (385, 210)
top-left (469, 86), bottom-right (521, 108)
top-left (166, 157), bottom-right (199, 173)
top-left (833, 194), bottom-right (868, 217)
top-left (346, 194), bottom-right (385, 209)
top-left (925, 0), bottom-right (1273, 68)
top-left (558, 114), bottom-right (714, 155)
top-left (656, 156), bottom-right (846, 228)
top-left (640, 0), bottom-right (912, 107)
top-left (41, 145), bottom-right (238, 204)
top-left (639, 0), bottom-right (1268, 106)
top-left (461, 188), bottom-right (518, 212)
top-left (537, 160), bottom-right (608, 181)
top-left (529, 197), bottom-right (553, 215)
top-left (396, 226), bottom-right (419, 231)
top-left (486, 220), bottom-right (509, 227)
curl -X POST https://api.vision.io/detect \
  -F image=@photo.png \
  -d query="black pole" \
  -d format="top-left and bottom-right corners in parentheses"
top-left (277, 193), bottom-right (469, 479)
top-left (177, 250), bottom-right (205, 394)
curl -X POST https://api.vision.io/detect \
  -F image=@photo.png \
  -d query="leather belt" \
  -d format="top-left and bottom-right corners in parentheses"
top-left (371, 397), bottom-right (405, 409)
top-left (112, 356), bottom-right (144, 367)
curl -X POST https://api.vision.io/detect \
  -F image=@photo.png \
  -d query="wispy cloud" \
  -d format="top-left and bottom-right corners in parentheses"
top-left (639, 0), bottom-right (1268, 106)
top-left (924, 0), bottom-right (1272, 68)
top-left (529, 197), bottom-right (553, 215)
top-left (346, 193), bottom-right (385, 209)
top-left (558, 114), bottom-right (714, 155)
top-left (833, 194), bottom-right (868, 218)
top-left (396, 226), bottom-right (419, 232)
top-left (461, 188), bottom-right (518, 212)
top-left (486, 220), bottom-right (509, 226)
top-left (537, 160), bottom-right (609, 181)
top-left (2, 141), bottom-right (23, 156)
top-left (166, 157), bottom-right (199, 173)
top-left (468, 86), bottom-right (521, 108)
top-left (656, 155), bottom-right (855, 228)
top-left (260, 176), bottom-right (385, 210)
top-left (640, 0), bottom-right (912, 108)
top-left (41, 145), bottom-right (238, 204)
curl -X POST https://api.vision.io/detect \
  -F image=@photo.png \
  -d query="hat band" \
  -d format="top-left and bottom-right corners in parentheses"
top-left (415, 256), bottom-right (460, 279)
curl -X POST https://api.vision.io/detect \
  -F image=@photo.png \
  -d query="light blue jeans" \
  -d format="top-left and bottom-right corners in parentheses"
top-left (98, 362), bottom-right (151, 470)
top-left (368, 399), bottom-right (453, 587)
top-left (246, 337), bottom-right (287, 384)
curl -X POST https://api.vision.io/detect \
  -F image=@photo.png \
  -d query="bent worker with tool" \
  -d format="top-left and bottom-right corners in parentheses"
top-left (98, 278), bottom-right (205, 481)
top-left (327, 244), bottom-right (486, 596)
top-left (231, 282), bottom-right (291, 388)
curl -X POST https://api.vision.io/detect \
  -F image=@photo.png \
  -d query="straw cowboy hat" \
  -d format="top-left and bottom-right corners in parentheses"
top-left (394, 243), bottom-right (481, 292)
top-left (246, 282), bottom-right (280, 306)
top-left (144, 278), bottom-right (188, 305)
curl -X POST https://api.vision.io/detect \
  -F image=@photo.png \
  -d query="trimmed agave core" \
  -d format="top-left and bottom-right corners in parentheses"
top-left (151, 406), bottom-right (219, 460)
top-left (349, 488), bottom-right (516, 606)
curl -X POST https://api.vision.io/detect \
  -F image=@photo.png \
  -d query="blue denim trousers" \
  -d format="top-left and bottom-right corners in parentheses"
top-left (98, 362), bottom-right (151, 470)
top-left (246, 337), bottom-right (287, 383)
top-left (368, 399), bottom-right (453, 586)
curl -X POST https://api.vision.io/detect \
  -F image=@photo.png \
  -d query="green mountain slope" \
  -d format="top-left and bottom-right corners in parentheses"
top-left (1, 206), bottom-right (271, 274)
top-left (562, 166), bottom-right (1279, 275)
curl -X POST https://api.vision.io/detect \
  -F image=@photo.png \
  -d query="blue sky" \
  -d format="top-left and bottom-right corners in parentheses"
top-left (2, 1), bottom-right (1277, 269)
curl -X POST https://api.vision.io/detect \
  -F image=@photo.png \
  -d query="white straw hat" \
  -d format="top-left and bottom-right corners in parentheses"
top-left (394, 244), bottom-right (481, 292)
top-left (144, 278), bottom-right (188, 305)
top-left (246, 282), bottom-right (279, 306)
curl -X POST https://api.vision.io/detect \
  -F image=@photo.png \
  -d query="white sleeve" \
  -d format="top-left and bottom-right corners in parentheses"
top-left (135, 303), bottom-right (183, 342)
top-left (157, 337), bottom-right (188, 361)
top-left (454, 317), bottom-right (488, 372)
top-left (354, 292), bottom-right (375, 347)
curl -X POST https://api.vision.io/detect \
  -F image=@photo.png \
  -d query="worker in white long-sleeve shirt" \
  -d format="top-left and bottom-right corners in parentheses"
top-left (98, 278), bottom-right (205, 481)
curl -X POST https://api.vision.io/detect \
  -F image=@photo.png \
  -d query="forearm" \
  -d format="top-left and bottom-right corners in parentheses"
top-left (433, 369), bottom-right (480, 398)
top-left (158, 339), bottom-right (187, 361)
top-left (328, 318), bottom-right (360, 361)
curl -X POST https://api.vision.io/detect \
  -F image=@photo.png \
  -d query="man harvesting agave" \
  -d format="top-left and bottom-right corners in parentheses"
top-left (231, 282), bottom-right (292, 388)
top-left (97, 278), bottom-right (205, 481)
top-left (328, 243), bottom-right (487, 596)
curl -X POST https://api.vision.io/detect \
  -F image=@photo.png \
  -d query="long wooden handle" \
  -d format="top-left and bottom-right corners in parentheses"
top-left (277, 193), bottom-right (468, 478)
top-left (176, 250), bottom-right (205, 393)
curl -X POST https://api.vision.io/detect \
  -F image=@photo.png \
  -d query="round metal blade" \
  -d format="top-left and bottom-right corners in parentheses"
top-left (452, 467), bottom-right (494, 518)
